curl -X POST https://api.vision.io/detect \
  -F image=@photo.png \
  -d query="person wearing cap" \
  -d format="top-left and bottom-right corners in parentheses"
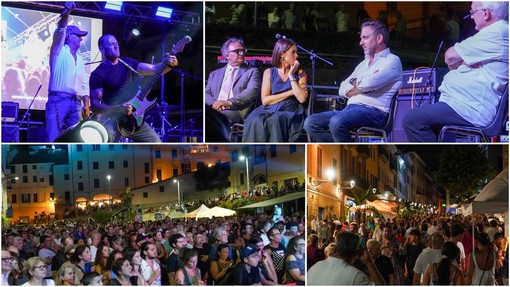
top-left (89, 32), bottom-right (178, 142)
top-left (232, 245), bottom-right (262, 285)
top-left (46, 1), bottom-right (90, 142)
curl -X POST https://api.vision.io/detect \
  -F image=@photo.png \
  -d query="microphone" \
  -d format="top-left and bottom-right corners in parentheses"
top-left (463, 13), bottom-right (471, 20)
top-left (184, 35), bottom-right (192, 43)
top-left (60, 8), bottom-right (69, 17)
top-left (276, 34), bottom-right (286, 40)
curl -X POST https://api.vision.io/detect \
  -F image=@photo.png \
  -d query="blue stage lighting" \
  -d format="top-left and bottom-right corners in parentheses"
top-left (105, 1), bottom-right (123, 11)
top-left (156, 6), bottom-right (173, 19)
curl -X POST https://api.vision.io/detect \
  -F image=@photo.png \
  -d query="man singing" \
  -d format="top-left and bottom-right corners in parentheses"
top-left (46, 1), bottom-right (90, 142)
top-left (403, 1), bottom-right (508, 142)
top-left (304, 20), bottom-right (402, 142)
top-left (89, 34), bottom-right (178, 142)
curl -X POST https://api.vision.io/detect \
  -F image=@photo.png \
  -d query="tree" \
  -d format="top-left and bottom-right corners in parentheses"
top-left (435, 145), bottom-right (494, 206)
top-left (345, 187), bottom-right (380, 224)
top-left (119, 187), bottom-right (134, 214)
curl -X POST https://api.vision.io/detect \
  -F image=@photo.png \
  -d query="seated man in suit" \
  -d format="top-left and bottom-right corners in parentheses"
top-left (205, 37), bottom-right (261, 142)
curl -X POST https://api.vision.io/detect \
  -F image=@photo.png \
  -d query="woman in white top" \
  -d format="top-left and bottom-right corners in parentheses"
top-left (422, 241), bottom-right (464, 285)
top-left (466, 232), bottom-right (496, 285)
top-left (21, 257), bottom-right (55, 286)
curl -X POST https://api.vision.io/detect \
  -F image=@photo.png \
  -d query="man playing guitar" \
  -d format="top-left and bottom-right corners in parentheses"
top-left (89, 34), bottom-right (179, 142)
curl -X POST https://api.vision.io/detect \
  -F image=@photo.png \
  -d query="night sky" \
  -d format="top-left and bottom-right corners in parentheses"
top-left (398, 144), bottom-right (504, 173)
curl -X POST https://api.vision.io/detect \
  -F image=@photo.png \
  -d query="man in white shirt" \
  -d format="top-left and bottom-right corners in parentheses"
top-left (305, 20), bottom-right (402, 142)
top-left (46, 2), bottom-right (90, 142)
top-left (403, 1), bottom-right (508, 142)
top-left (308, 231), bottom-right (385, 285)
top-left (413, 232), bottom-right (445, 284)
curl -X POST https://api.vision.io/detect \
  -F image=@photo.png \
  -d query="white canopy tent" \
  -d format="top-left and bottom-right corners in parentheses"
top-left (462, 167), bottom-right (508, 255)
top-left (184, 204), bottom-right (211, 219)
top-left (209, 206), bottom-right (236, 217)
top-left (462, 167), bottom-right (508, 216)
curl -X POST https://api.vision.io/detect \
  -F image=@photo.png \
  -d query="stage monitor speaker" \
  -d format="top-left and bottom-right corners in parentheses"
top-left (393, 95), bottom-right (436, 142)
top-left (2, 101), bottom-right (19, 123)
top-left (2, 124), bottom-right (19, 142)
top-left (392, 68), bottom-right (443, 142)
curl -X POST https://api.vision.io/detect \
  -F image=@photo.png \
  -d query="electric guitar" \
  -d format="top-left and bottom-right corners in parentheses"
top-left (116, 35), bottom-right (192, 136)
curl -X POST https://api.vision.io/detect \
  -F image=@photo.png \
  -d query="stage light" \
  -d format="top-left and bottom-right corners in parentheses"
top-left (131, 28), bottom-right (140, 37)
top-left (123, 20), bottom-right (142, 48)
top-left (105, 1), bottom-right (123, 11)
top-left (156, 6), bottom-right (173, 19)
top-left (54, 120), bottom-right (109, 143)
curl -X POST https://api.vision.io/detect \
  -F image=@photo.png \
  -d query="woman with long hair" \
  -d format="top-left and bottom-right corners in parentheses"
top-left (122, 248), bottom-right (146, 285)
top-left (466, 232), bottom-right (496, 285)
top-left (422, 241), bottom-right (464, 285)
top-left (242, 37), bottom-right (308, 142)
top-left (283, 235), bottom-right (305, 285)
top-left (174, 248), bottom-right (204, 285)
top-left (21, 256), bottom-right (55, 286)
top-left (102, 250), bottom-right (124, 285)
top-left (209, 243), bottom-right (234, 285)
top-left (93, 242), bottom-right (110, 275)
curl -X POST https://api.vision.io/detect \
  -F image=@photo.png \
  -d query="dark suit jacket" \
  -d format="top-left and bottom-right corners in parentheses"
top-left (205, 63), bottom-right (261, 123)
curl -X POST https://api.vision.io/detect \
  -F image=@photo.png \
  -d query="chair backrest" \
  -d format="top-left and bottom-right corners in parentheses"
top-left (383, 92), bottom-right (399, 134)
top-left (482, 84), bottom-right (509, 137)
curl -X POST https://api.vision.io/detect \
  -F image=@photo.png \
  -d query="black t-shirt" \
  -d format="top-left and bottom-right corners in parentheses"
top-left (195, 245), bottom-right (211, 280)
top-left (405, 243), bottom-right (425, 276)
top-left (375, 255), bottom-right (395, 284)
top-left (233, 263), bottom-right (261, 285)
top-left (89, 57), bottom-right (140, 105)
top-left (166, 252), bottom-right (183, 274)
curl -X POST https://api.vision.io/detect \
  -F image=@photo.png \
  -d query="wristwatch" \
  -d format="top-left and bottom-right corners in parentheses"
top-left (349, 78), bottom-right (357, 85)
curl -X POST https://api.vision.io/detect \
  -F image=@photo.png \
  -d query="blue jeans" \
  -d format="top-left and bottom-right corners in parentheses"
top-left (304, 104), bottom-right (387, 142)
top-left (46, 92), bottom-right (82, 142)
top-left (103, 120), bottom-right (162, 143)
top-left (403, 102), bottom-right (474, 142)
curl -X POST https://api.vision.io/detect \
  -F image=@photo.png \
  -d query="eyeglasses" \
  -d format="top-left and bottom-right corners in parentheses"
top-left (227, 49), bottom-right (247, 55)
top-left (33, 265), bottom-right (47, 270)
top-left (2, 257), bottom-right (14, 261)
top-left (469, 8), bottom-right (487, 16)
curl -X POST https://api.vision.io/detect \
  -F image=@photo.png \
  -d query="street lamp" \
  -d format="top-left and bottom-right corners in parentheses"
top-left (2, 176), bottom-right (18, 183)
top-left (173, 179), bottom-right (181, 206)
top-left (309, 168), bottom-right (336, 187)
top-left (239, 155), bottom-right (250, 193)
top-left (106, 175), bottom-right (111, 210)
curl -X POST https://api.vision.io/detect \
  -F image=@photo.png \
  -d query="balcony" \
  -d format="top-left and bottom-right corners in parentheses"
top-left (378, 146), bottom-right (389, 163)
top-left (356, 146), bottom-right (370, 159)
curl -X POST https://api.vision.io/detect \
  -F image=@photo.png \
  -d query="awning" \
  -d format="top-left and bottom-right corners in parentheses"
top-left (75, 197), bottom-right (87, 203)
top-left (349, 199), bottom-right (397, 217)
top-left (93, 194), bottom-right (112, 201)
top-left (237, 192), bottom-right (305, 209)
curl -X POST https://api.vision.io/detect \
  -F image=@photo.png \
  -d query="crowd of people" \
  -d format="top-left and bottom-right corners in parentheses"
top-left (307, 213), bottom-right (508, 285)
top-left (1, 208), bottom-right (305, 285)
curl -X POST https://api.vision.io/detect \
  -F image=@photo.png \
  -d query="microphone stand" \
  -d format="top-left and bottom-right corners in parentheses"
top-left (295, 43), bottom-right (333, 116)
top-left (18, 85), bottom-right (42, 142)
top-left (171, 68), bottom-right (203, 142)
top-left (421, 40), bottom-right (443, 106)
